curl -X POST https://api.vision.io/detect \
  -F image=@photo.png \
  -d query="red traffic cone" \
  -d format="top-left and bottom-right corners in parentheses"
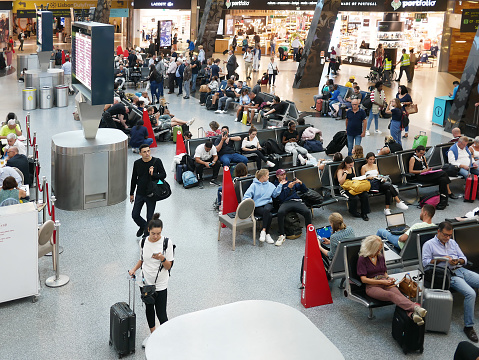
top-left (301, 224), bottom-right (333, 308)
top-left (142, 109), bottom-right (157, 148)
top-left (123, 49), bottom-right (129, 58)
top-left (176, 131), bottom-right (186, 155)
top-left (117, 45), bottom-right (123, 55)
top-left (221, 166), bottom-right (238, 228)
top-left (61, 50), bottom-right (65, 65)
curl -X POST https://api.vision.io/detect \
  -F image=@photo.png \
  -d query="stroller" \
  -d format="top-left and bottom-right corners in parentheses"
top-left (366, 66), bottom-right (383, 83)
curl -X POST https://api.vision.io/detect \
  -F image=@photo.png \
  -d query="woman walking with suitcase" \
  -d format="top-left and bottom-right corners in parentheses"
top-left (129, 214), bottom-right (174, 349)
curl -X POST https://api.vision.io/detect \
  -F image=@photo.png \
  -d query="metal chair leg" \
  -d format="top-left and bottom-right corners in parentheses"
top-left (368, 308), bottom-right (375, 320)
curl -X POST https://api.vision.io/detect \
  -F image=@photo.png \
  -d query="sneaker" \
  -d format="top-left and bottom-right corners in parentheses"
top-left (259, 230), bottom-right (266, 242)
top-left (384, 208), bottom-right (391, 215)
top-left (265, 234), bottom-right (274, 244)
top-left (396, 201), bottom-right (408, 210)
top-left (266, 161), bottom-right (276, 168)
top-left (186, 117), bottom-right (196, 126)
top-left (412, 314), bottom-right (424, 326)
top-left (414, 306), bottom-right (427, 318)
top-left (210, 178), bottom-right (221, 186)
top-left (375, 130), bottom-right (382, 134)
top-left (198, 180), bottom-right (204, 189)
top-left (366, 130), bottom-right (370, 136)
top-left (275, 235), bottom-right (286, 246)
top-left (306, 153), bottom-right (314, 160)
top-left (215, 109), bottom-right (222, 113)
top-left (297, 154), bottom-right (307, 165)
top-left (142, 334), bottom-right (150, 348)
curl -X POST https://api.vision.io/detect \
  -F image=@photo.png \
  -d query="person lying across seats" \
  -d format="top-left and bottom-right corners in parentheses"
top-left (357, 235), bottom-right (427, 325)
top-left (273, 169), bottom-right (313, 247)
top-left (260, 96), bottom-right (288, 129)
top-left (361, 152), bottom-right (408, 215)
top-left (241, 127), bottom-right (276, 169)
top-left (147, 106), bottom-right (195, 128)
top-left (408, 145), bottom-right (456, 210)
top-left (336, 156), bottom-right (370, 221)
top-left (318, 212), bottom-right (355, 262)
top-left (243, 169), bottom-right (283, 244)
top-left (214, 126), bottom-right (248, 167)
top-left (377, 204), bottom-right (435, 251)
top-left (448, 136), bottom-right (479, 178)
top-left (378, 135), bottom-right (403, 155)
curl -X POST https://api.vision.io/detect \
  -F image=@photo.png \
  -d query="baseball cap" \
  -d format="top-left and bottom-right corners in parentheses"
top-left (276, 169), bottom-right (286, 176)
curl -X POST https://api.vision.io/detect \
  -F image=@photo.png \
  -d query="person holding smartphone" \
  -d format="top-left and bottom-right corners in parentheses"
top-left (318, 212), bottom-right (355, 262)
top-left (129, 213), bottom-right (174, 349)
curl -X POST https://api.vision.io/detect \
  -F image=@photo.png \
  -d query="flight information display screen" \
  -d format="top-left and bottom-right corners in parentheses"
top-left (74, 32), bottom-right (92, 90)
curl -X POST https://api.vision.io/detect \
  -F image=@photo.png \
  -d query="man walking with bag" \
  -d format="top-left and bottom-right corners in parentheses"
top-left (130, 144), bottom-right (167, 238)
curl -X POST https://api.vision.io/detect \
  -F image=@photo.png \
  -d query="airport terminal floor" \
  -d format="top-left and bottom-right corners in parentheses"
top-left (1, 38), bottom-right (478, 360)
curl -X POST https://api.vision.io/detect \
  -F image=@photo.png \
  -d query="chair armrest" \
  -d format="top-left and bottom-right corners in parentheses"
top-left (402, 173), bottom-right (415, 180)
top-left (350, 278), bottom-right (362, 287)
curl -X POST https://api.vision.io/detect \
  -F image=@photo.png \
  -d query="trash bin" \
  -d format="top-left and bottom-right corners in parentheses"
top-left (49, 59), bottom-right (55, 69)
top-left (22, 87), bottom-right (37, 110)
top-left (40, 86), bottom-right (54, 109)
top-left (55, 85), bottom-right (68, 107)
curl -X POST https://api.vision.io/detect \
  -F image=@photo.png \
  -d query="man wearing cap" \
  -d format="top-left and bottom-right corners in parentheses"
top-left (273, 169), bottom-right (312, 247)
top-left (0, 119), bottom-right (22, 140)
top-left (345, 76), bottom-right (355, 87)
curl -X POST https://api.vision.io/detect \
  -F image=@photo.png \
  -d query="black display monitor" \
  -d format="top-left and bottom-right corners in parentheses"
top-left (72, 22), bottom-right (114, 106)
top-left (36, 11), bottom-right (53, 52)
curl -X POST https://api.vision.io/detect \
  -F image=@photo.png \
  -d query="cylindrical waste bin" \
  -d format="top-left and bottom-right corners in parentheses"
top-left (55, 85), bottom-right (68, 107)
top-left (40, 86), bottom-right (54, 109)
top-left (17, 54), bottom-right (39, 79)
top-left (49, 59), bottom-right (55, 69)
top-left (22, 88), bottom-right (37, 110)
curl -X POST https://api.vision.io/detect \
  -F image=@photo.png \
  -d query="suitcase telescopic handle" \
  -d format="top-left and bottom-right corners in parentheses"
top-left (431, 257), bottom-right (450, 290)
top-left (129, 274), bottom-right (136, 310)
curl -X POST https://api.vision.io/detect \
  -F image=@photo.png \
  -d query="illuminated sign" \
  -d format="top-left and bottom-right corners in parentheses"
top-left (75, 33), bottom-right (92, 90)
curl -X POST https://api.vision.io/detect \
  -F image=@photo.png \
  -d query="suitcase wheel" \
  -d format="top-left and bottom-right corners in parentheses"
top-left (109, 340), bottom-right (112, 346)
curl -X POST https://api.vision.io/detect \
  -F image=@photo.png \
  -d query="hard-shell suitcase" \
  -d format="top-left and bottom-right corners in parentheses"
top-left (325, 131), bottom-right (347, 155)
top-left (422, 259), bottom-right (453, 334)
top-left (321, 100), bottom-right (329, 116)
top-left (172, 125), bottom-right (182, 143)
top-left (392, 305), bottom-right (425, 354)
top-left (110, 278), bottom-right (136, 358)
top-left (315, 99), bottom-right (323, 112)
top-left (175, 163), bottom-right (187, 184)
top-left (464, 174), bottom-right (478, 202)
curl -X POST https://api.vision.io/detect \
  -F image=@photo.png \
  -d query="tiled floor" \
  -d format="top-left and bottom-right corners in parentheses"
top-left (0, 38), bottom-right (475, 360)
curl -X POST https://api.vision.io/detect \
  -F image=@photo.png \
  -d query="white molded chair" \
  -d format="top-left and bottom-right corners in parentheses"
top-left (218, 198), bottom-right (256, 251)
top-left (38, 220), bottom-right (55, 259)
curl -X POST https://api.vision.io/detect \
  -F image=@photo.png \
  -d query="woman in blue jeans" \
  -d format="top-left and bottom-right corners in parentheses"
top-left (385, 98), bottom-right (403, 146)
top-left (147, 64), bottom-right (162, 104)
top-left (396, 85), bottom-right (412, 138)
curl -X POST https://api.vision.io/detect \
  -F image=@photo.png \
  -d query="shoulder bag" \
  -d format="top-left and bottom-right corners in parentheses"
top-left (146, 159), bottom-right (172, 201)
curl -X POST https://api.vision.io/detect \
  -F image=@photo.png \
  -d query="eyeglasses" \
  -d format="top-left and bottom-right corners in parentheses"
top-left (440, 231), bottom-right (453, 238)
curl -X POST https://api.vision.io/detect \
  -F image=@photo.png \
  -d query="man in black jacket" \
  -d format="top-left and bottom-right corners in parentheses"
top-left (225, 50), bottom-right (237, 80)
top-left (130, 144), bottom-right (166, 237)
top-left (5, 146), bottom-right (30, 186)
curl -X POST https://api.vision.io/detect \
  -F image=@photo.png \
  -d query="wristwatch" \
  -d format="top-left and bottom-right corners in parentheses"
top-left (161, 258), bottom-right (166, 263)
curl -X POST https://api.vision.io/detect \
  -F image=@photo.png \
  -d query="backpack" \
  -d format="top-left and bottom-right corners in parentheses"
top-left (182, 170), bottom-right (199, 188)
top-left (284, 212), bottom-right (302, 239)
top-left (299, 189), bottom-right (323, 207)
top-left (263, 139), bottom-right (284, 155)
top-left (302, 140), bottom-right (323, 153)
top-left (401, 112), bottom-right (410, 129)
top-left (141, 237), bottom-right (176, 276)
top-left (361, 94), bottom-right (372, 110)
top-left (418, 193), bottom-right (441, 208)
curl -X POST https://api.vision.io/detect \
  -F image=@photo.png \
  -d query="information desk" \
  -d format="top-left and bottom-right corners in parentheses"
top-left (432, 96), bottom-right (453, 127)
top-left (146, 300), bottom-right (344, 360)
top-left (0, 202), bottom-right (39, 303)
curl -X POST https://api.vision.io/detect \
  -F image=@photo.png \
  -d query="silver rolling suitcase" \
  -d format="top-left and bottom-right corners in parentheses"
top-left (422, 258), bottom-right (453, 334)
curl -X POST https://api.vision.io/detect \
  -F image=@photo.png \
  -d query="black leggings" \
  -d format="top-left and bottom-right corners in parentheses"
top-left (277, 200), bottom-right (312, 235)
top-left (144, 288), bottom-right (168, 329)
top-left (254, 203), bottom-right (274, 233)
top-left (268, 74), bottom-right (276, 85)
top-left (378, 182), bottom-right (398, 206)
top-left (348, 191), bottom-right (370, 216)
top-left (248, 149), bottom-right (268, 169)
top-left (416, 170), bottom-right (451, 196)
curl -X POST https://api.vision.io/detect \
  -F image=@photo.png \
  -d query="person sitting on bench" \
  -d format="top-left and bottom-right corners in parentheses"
top-left (358, 235), bottom-right (427, 325)
top-left (318, 212), bottom-right (355, 261)
top-left (260, 96), bottom-right (287, 129)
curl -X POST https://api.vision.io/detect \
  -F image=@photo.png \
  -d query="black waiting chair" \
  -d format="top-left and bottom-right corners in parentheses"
top-left (343, 243), bottom-right (393, 319)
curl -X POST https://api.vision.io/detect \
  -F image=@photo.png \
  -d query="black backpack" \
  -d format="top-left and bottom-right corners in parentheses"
top-left (141, 237), bottom-right (176, 276)
top-left (284, 212), bottom-right (302, 239)
top-left (361, 94), bottom-right (372, 110)
top-left (401, 112), bottom-right (410, 129)
top-left (263, 139), bottom-right (284, 155)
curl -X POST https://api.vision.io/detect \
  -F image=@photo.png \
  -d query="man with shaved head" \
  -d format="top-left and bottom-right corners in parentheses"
top-left (5, 146), bottom-right (31, 186)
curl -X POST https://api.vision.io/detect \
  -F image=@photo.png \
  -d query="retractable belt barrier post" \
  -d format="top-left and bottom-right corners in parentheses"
top-left (42, 176), bottom-right (47, 224)
top-left (26, 113), bottom-right (30, 157)
top-left (45, 218), bottom-right (70, 288)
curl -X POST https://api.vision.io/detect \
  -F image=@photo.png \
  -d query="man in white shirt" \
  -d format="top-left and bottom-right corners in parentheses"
top-left (291, 37), bottom-right (301, 57)
top-left (448, 136), bottom-right (479, 178)
top-left (61, 58), bottom-right (73, 92)
top-left (149, 55), bottom-right (157, 67)
top-left (138, 91), bottom-right (151, 106)
top-left (336, 44), bottom-right (342, 71)
top-left (194, 140), bottom-right (220, 188)
top-left (167, 60), bottom-right (178, 94)
top-left (4, 133), bottom-right (26, 156)
top-left (243, 48), bottom-right (253, 80)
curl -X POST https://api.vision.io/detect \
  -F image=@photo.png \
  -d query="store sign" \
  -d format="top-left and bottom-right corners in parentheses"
top-left (461, 9), bottom-right (479, 33)
top-left (386, 0), bottom-right (447, 12)
top-left (13, 1), bottom-right (127, 12)
top-left (17, 9), bottom-right (71, 18)
top-left (134, 0), bottom-right (191, 9)
top-left (110, 8), bottom-right (129, 17)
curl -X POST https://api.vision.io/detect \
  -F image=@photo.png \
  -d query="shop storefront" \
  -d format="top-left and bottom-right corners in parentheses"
top-left (132, 0), bottom-right (192, 49)
top-left (0, 1), bottom-right (12, 47)
top-left (219, 0), bottom-right (448, 66)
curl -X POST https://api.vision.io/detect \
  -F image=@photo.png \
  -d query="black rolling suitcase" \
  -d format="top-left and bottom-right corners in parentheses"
top-left (392, 306), bottom-right (425, 354)
top-left (321, 100), bottom-right (329, 116)
top-left (110, 277), bottom-right (136, 358)
top-left (325, 131), bottom-right (347, 155)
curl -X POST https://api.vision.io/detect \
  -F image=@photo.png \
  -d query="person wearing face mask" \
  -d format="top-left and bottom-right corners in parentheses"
top-left (384, 98), bottom-right (403, 146)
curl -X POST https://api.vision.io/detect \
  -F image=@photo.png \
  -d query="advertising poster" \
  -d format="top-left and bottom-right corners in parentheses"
top-left (160, 20), bottom-right (172, 47)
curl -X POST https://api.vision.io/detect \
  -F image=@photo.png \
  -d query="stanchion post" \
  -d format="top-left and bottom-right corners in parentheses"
top-left (42, 176), bottom-right (47, 223)
top-left (45, 220), bottom-right (70, 288)
top-left (34, 144), bottom-right (39, 202)
top-left (26, 113), bottom-right (30, 157)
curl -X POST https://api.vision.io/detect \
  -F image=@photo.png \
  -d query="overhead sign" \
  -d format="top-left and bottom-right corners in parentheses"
top-left (386, 0), bottom-right (447, 12)
top-left (13, 0), bottom-right (128, 12)
top-left (133, 0), bottom-right (191, 9)
top-left (461, 9), bottom-right (479, 33)
top-left (110, 8), bottom-right (129, 17)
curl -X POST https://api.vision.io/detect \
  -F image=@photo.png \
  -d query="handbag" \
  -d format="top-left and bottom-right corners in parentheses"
top-left (141, 284), bottom-right (157, 305)
top-left (442, 163), bottom-right (459, 177)
top-left (199, 84), bottom-right (209, 93)
top-left (273, 69), bottom-right (278, 75)
top-left (341, 179), bottom-right (371, 196)
top-left (398, 273), bottom-right (419, 299)
top-left (146, 159), bottom-right (172, 201)
top-left (424, 264), bottom-right (452, 290)
top-left (405, 103), bottom-right (418, 114)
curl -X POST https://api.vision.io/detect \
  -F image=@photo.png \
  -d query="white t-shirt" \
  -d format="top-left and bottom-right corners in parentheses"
top-left (242, 136), bottom-right (260, 149)
top-left (292, 39), bottom-right (300, 48)
top-left (139, 96), bottom-right (150, 106)
top-left (244, 52), bottom-right (253, 62)
top-left (268, 62), bottom-right (278, 75)
top-left (195, 144), bottom-right (217, 160)
top-left (140, 236), bottom-right (174, 291)
top-left (336, 47), bottom-right (342, 57)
